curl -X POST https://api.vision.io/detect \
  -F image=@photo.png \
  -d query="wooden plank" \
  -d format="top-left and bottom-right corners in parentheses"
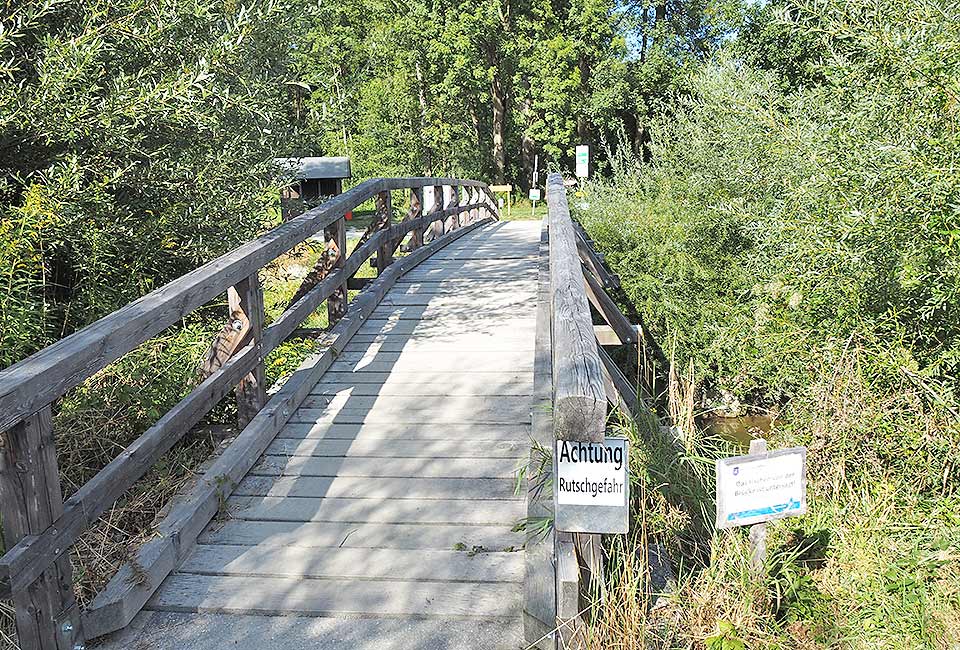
top-left (546, 172), bottom-right (606, 443)
top-left (0, 408), bottom-right (83, 650)
top-left (290, 407), bottom-right (530, 425)
top-left (201, 520), bottom-right (522, 551)
top-left (313, 370), bottom-right (531, 387)
top-left (264, 437), bottom-right (527, 458)
top-left (226, 495), bottom-right (522, 524)
top-left (249, 456), bottom-right (522, 479)
top-left (96, 613), bottom-right (522, 650)
top-left (357, 317), bottom-right (537, 336)
top-left (325, 351), bottom-right (533, 373)
top-left (0, 177), bottom-right (488, 433)
top-left (309, 379), bottom-right (532, 396)
top-left (178, 545), bottom-right (523, 583)
top-left (375, 190), bottom-right (393, 273)
top-left (325, 216), bottom-right (348, 325)
top-left (573, 222), bottom-right (619, 290)
top-left (524, 217), bottom-right (557, 649)
top-left (594, 324), bottom-right (640, 346)
top-left (298, 394), bottom-right (532, 417)
top-left (556, 538), bottom-right (586, 649)
top-left (230, 274), bottom-right (267, 427)
top-left (276, 421), bottom-right (531, 441)
top-left (582, 266), bottom-right (636, 345)
top-left (370, 303), bottom-right (533, 321)
top-left (339, 336), bottom-right (534, 354)
top-left (147, 574), bottom-right (521, 619)
top-left (234, 475), bottom-right (520, 501)
top-left (82, 215), bottom-right (496, 638)
top-left (403, 187), bottom-right (424, 251)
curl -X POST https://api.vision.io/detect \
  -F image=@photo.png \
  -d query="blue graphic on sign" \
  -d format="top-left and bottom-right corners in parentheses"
top-left (727, 499), bottom-right (802, 522)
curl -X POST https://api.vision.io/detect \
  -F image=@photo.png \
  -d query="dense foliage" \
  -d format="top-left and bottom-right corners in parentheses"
top-left (578, 1), bottom-right (960, 647)
top-left (0, 0), bottom-right (300, 366)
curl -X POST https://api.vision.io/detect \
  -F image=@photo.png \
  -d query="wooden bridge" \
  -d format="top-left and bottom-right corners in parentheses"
top-left (0, 173), bottom-right (643, 650)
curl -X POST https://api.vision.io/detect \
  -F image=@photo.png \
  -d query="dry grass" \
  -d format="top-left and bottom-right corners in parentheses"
top-left (586, 341), bottom-right (960, 650)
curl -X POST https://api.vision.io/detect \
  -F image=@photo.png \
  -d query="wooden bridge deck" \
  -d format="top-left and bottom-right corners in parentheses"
top-left (105, 220), bottom-right (541, 649)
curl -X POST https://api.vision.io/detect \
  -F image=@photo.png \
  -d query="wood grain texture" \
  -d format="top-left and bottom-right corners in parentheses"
top-left (0, 177), bottom-right (490, 433)
top-left (546, 172), bottom-right (606, 443)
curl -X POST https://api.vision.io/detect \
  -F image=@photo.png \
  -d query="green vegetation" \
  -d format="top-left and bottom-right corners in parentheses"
top-left (1, 0), bottom-right (957, 647)
top-left (577, 1), bottom-right (960, 647)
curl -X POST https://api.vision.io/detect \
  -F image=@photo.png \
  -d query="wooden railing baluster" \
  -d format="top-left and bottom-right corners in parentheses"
top-left (375, 190), bottom-right (393, 274)
top-left (406, 187), bottom-right (424, 251)
top-left (325, 216), bottom-right (348, 325)
top-left (0, 408), bottom-right (83, 650)
top-left (229, 274), bottom-right (267, 427)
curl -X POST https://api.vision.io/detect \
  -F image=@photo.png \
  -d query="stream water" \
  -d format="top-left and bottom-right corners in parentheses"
top-left (699, 414), bottom-right (773, 448)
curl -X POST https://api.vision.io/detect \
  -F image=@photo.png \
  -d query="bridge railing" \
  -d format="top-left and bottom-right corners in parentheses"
top-left (0, 176), bottom-right (497, 649)
top-left (526, 172), bottom-right (648, 649)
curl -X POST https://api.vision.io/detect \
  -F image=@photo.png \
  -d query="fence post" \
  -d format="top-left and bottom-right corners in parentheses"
top-left (229, 274), bottom-right (266, 427)
top-left (324, 216), bottom-right (348, 325)
top-left (405, 187), bottom-right (424, 251)
top-left (375, 190), bottom-right (393, 274)
top-left (0, 408), bottom-right (84, 650)
top-left (444, 185), bottom-right (458, 232)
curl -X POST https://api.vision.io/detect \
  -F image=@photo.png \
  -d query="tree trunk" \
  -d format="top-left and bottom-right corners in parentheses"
top-left (485, 43), bottom-right (507, 184)
top-left (520, 78), bottom-right (535, 191)
top-left (414, 58), bottom-right (434, 176)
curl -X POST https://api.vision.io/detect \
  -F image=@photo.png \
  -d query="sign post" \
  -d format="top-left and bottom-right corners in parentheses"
top-left (575, 145), bottom-right (589, 179)
top-left (716, 441), bottom-right (807, 573)
top-left (554, 438), bottom-right (629, 533)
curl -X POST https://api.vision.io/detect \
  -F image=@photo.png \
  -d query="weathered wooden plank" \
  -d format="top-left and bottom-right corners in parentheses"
top-left (556, 537), bottom-right (586, 649)
top-left (82, 215), bottom-right (496, 638)
top-left (200, 519), bottom-right (522, 551)
top-left (0, 408), bottom-right (83, 650)
top-left (547, 172), bottom-right (606, 443)
top-left (524, 217), bottom-right (557, 649)
top-left (582, 265), bottom-right (636, 345)
top-left (230, 274), bottom-right (267, 427)
top-left (357, 317), bottom-right (537, 336)
top-left (370, 303), bottom-right (533, 321)
top-left (375, 190), bottom-right (393, 274)
top-left (379, 292), bottom-right (535, 310)
top-left (309, 379), bottom-right (532, 397)
top-left (265, 437), bottom-right (527, 458)
top-left (339, 336), bottom-right (535, 354)
top-left (234, 475), bottom-right (520, 502)
top-left (325, 351), bottom-right (533, 373)
top-left (97, 612), bottom-right (522, 650)
top-left (594, 324), bottom-right (641, 346)
top-left (0, 177), bottom-right (489, 432)
top-left (226, 494), bottom-right (522, 524)
top-left (276, 421), bottom-right (531, 441)
top-left (250, 455), bottom-right (521, 479)
top-left (147, 574), bottom-right (521, 619)
top-left (298, 393), bottom-right (532, 417)
top-left (290, 407), bottom-right (531, 425)
top-left (179, 545), bottom-right (523, 583)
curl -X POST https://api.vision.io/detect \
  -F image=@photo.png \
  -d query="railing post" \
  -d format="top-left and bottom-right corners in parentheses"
top-left (1, 408), bottom-right (84, 650)
top-left (324, 216), bottom-right (348, 325)
top-left (444, 185), bottom-right (458, 232)
top-left (406, 187), bottom-right (424, 251)
top-left (375, 190), bottom-right (393, 274)
top-left (229, 274), bottom-right (266, 428)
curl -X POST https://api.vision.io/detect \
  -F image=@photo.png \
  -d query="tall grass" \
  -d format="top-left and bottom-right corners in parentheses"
top-left (576, 1), bottom-right (960, 646)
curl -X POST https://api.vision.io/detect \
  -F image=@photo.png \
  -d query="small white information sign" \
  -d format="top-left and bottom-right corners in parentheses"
top-left (715, 447), bottom-right (807, 529)
top-left (575, 145), bottom-right (589, 178)
top-left (554, 438), bottom-right (629, 533)
top-left (528, 188), bottom-right (542, 201)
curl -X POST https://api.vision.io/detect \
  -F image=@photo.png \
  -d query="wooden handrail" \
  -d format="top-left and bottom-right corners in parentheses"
top-left (546, 173), bottom-right (606, 443)
top-left (0, 175), bottom-right (496, 649)
top-left (0, 177), bottom-right (488, 433)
